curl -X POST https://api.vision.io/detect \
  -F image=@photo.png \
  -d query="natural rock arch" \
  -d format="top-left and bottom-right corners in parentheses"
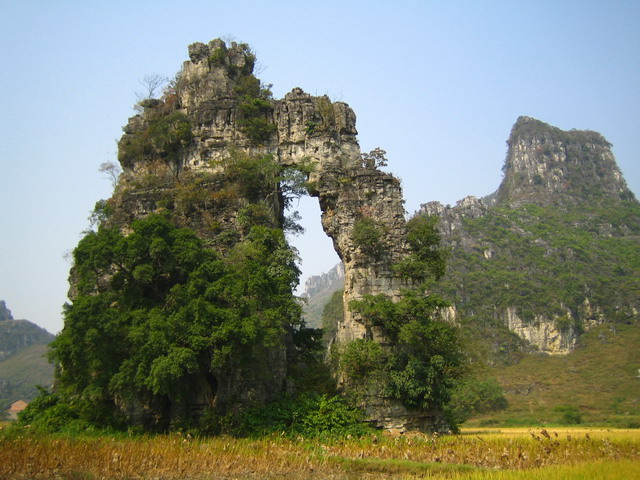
top-left (110, 39), bottom-right (445, 431)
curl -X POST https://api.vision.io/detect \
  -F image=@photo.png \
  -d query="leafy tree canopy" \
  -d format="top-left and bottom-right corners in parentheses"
top-left (50, 214), bottom-right (301, 426)
top-left (348, 290), bottom-right (466, 410)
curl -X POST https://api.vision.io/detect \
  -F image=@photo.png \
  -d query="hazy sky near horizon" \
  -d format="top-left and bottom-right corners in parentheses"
top-left (1, 1), bottom-right (638, 334)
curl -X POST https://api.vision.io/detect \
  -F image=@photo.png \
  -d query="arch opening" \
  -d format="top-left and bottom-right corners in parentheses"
top-left (286, 195), bottom-right (342, 327)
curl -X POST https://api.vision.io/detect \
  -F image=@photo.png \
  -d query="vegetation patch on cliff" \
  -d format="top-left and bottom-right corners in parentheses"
top-left (434, 200), bottom-right (639, 349)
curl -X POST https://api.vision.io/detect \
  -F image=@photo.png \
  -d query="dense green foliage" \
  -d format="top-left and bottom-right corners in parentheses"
top-left (341, 214), bottom-right (468, 414)
top-left (237, 393), bottom-right (372, 438)
top-left (393, 216), bottom-right (449, 281)
top-left (50, 214), bottom-right (301, 428)
top-left (347, 291), bottom-right (466, 410)
top-left (336, 289), bottom-right (505, 426)
top-left (17, 388), bottom-right (87, 433)
top-left (119, 109), bottom-right (192, 172)
top-left (433, 200), bottom-right (640, 365)
top-left (214, 151), bottom-right (314, 209)
top-left (320, 289), bottom-right (344, 339)
top-left (237, 96), bottom-right (277, 144)
top-left (232, 61), bottom-right (276, 144)
top-left (123, 151), bottom-right (313, 241)
top-left (445, 378), bottom-right (508, 424)
top-left (554, 405), bottom-right (582, 425)
top-left (335, 215), bottom-right (463, 413)
top-left (352, 217), bottom-right (386, 260)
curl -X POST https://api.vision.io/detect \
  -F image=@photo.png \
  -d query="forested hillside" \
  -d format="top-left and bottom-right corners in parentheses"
top-left (0, 301), bottom-right (54, 410)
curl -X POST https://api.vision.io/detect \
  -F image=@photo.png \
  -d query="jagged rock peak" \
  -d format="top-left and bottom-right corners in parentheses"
top-left (187, 39), bottom-right (256, 72)
top-left (496, 116), bottom-right (635, 207)
top-left (0, 300), bottom-right (13, 321)
top-left (302, 263), bottom-right (345, 299)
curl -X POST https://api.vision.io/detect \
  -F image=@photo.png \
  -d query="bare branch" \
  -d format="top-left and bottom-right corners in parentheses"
top-left (99, 161), bottom-right (122, 188)
top-left (136, 73), bottom-right (167, 101)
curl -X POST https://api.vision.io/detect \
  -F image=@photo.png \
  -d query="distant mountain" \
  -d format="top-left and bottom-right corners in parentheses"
top-left (300, 263), bottom-right (344, 328)
top-left (0, 301), bottom-right (54, 410)
top-left (0, 316), bottom-right (54, 362)
top-left (419, 117), bottom-right (639, 358)
top-left (414, 117), bottom-right (639, 425)
top-left (495, 116), bottom-right (634, 207)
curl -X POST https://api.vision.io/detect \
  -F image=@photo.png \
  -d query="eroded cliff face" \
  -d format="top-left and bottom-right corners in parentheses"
top-left (418, 118), bottom-right (639, 356)
top-left (501, 305), bottom-right (604, 355)
top-left (101, 39), bottom-right (429, 430)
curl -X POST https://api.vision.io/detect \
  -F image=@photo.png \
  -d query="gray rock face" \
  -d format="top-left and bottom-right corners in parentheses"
top-left (105, 39), bottom-right (432, 431)
top-left (502, 306), bottom-right (602, 355)
top-left (302, 263), bottom-right (344, 299)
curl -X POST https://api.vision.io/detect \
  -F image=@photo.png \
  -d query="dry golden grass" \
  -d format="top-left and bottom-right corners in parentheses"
top-left (0, 427), bottom-right (638, 479)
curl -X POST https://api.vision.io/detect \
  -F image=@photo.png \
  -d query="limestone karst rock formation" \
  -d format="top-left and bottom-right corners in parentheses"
top-left (419, 117), bottom-right (639, 356)
top-left (87, 39), bottom-right (441, 430)
top-left (496, 116), bottom-right (634, 207)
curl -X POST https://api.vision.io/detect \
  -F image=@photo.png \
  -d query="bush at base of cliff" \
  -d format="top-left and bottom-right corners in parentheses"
top-left (444, 378), bottom-right (508, 425)
top-left (237, 394), bottom-right (373, 439)
top-left (17, 388), bottom-right (126, 435)
top-left (554, 405), bottom-right (583, 425)
top-left (347, 290), bottom-right (466, 414)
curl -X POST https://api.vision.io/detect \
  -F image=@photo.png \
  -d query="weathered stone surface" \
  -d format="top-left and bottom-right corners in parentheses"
top-left (363, 399), bottom-right (449, 433)
top-left (501, 306), bottom-right (602, 355)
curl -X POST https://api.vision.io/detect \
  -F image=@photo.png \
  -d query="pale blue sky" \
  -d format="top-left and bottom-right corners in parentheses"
top-left (1, 1), bottom-right (638, 333)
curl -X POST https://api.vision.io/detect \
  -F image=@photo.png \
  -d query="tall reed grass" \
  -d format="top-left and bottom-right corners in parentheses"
top-left (0, 427), bottom-right (637, 479)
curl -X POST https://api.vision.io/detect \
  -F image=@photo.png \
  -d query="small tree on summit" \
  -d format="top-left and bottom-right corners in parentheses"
top-left (137, 73), bottom-right (167, 101)
top-left (360, 148), bottom-right (388, 169)
top-left (99, 161), bottom-right (122, 188)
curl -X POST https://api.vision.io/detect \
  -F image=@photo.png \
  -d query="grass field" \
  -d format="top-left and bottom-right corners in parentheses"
top-left (0, 427), bottom-right (637, 479)
top-left (469, 324), bottom-right (640, 429)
